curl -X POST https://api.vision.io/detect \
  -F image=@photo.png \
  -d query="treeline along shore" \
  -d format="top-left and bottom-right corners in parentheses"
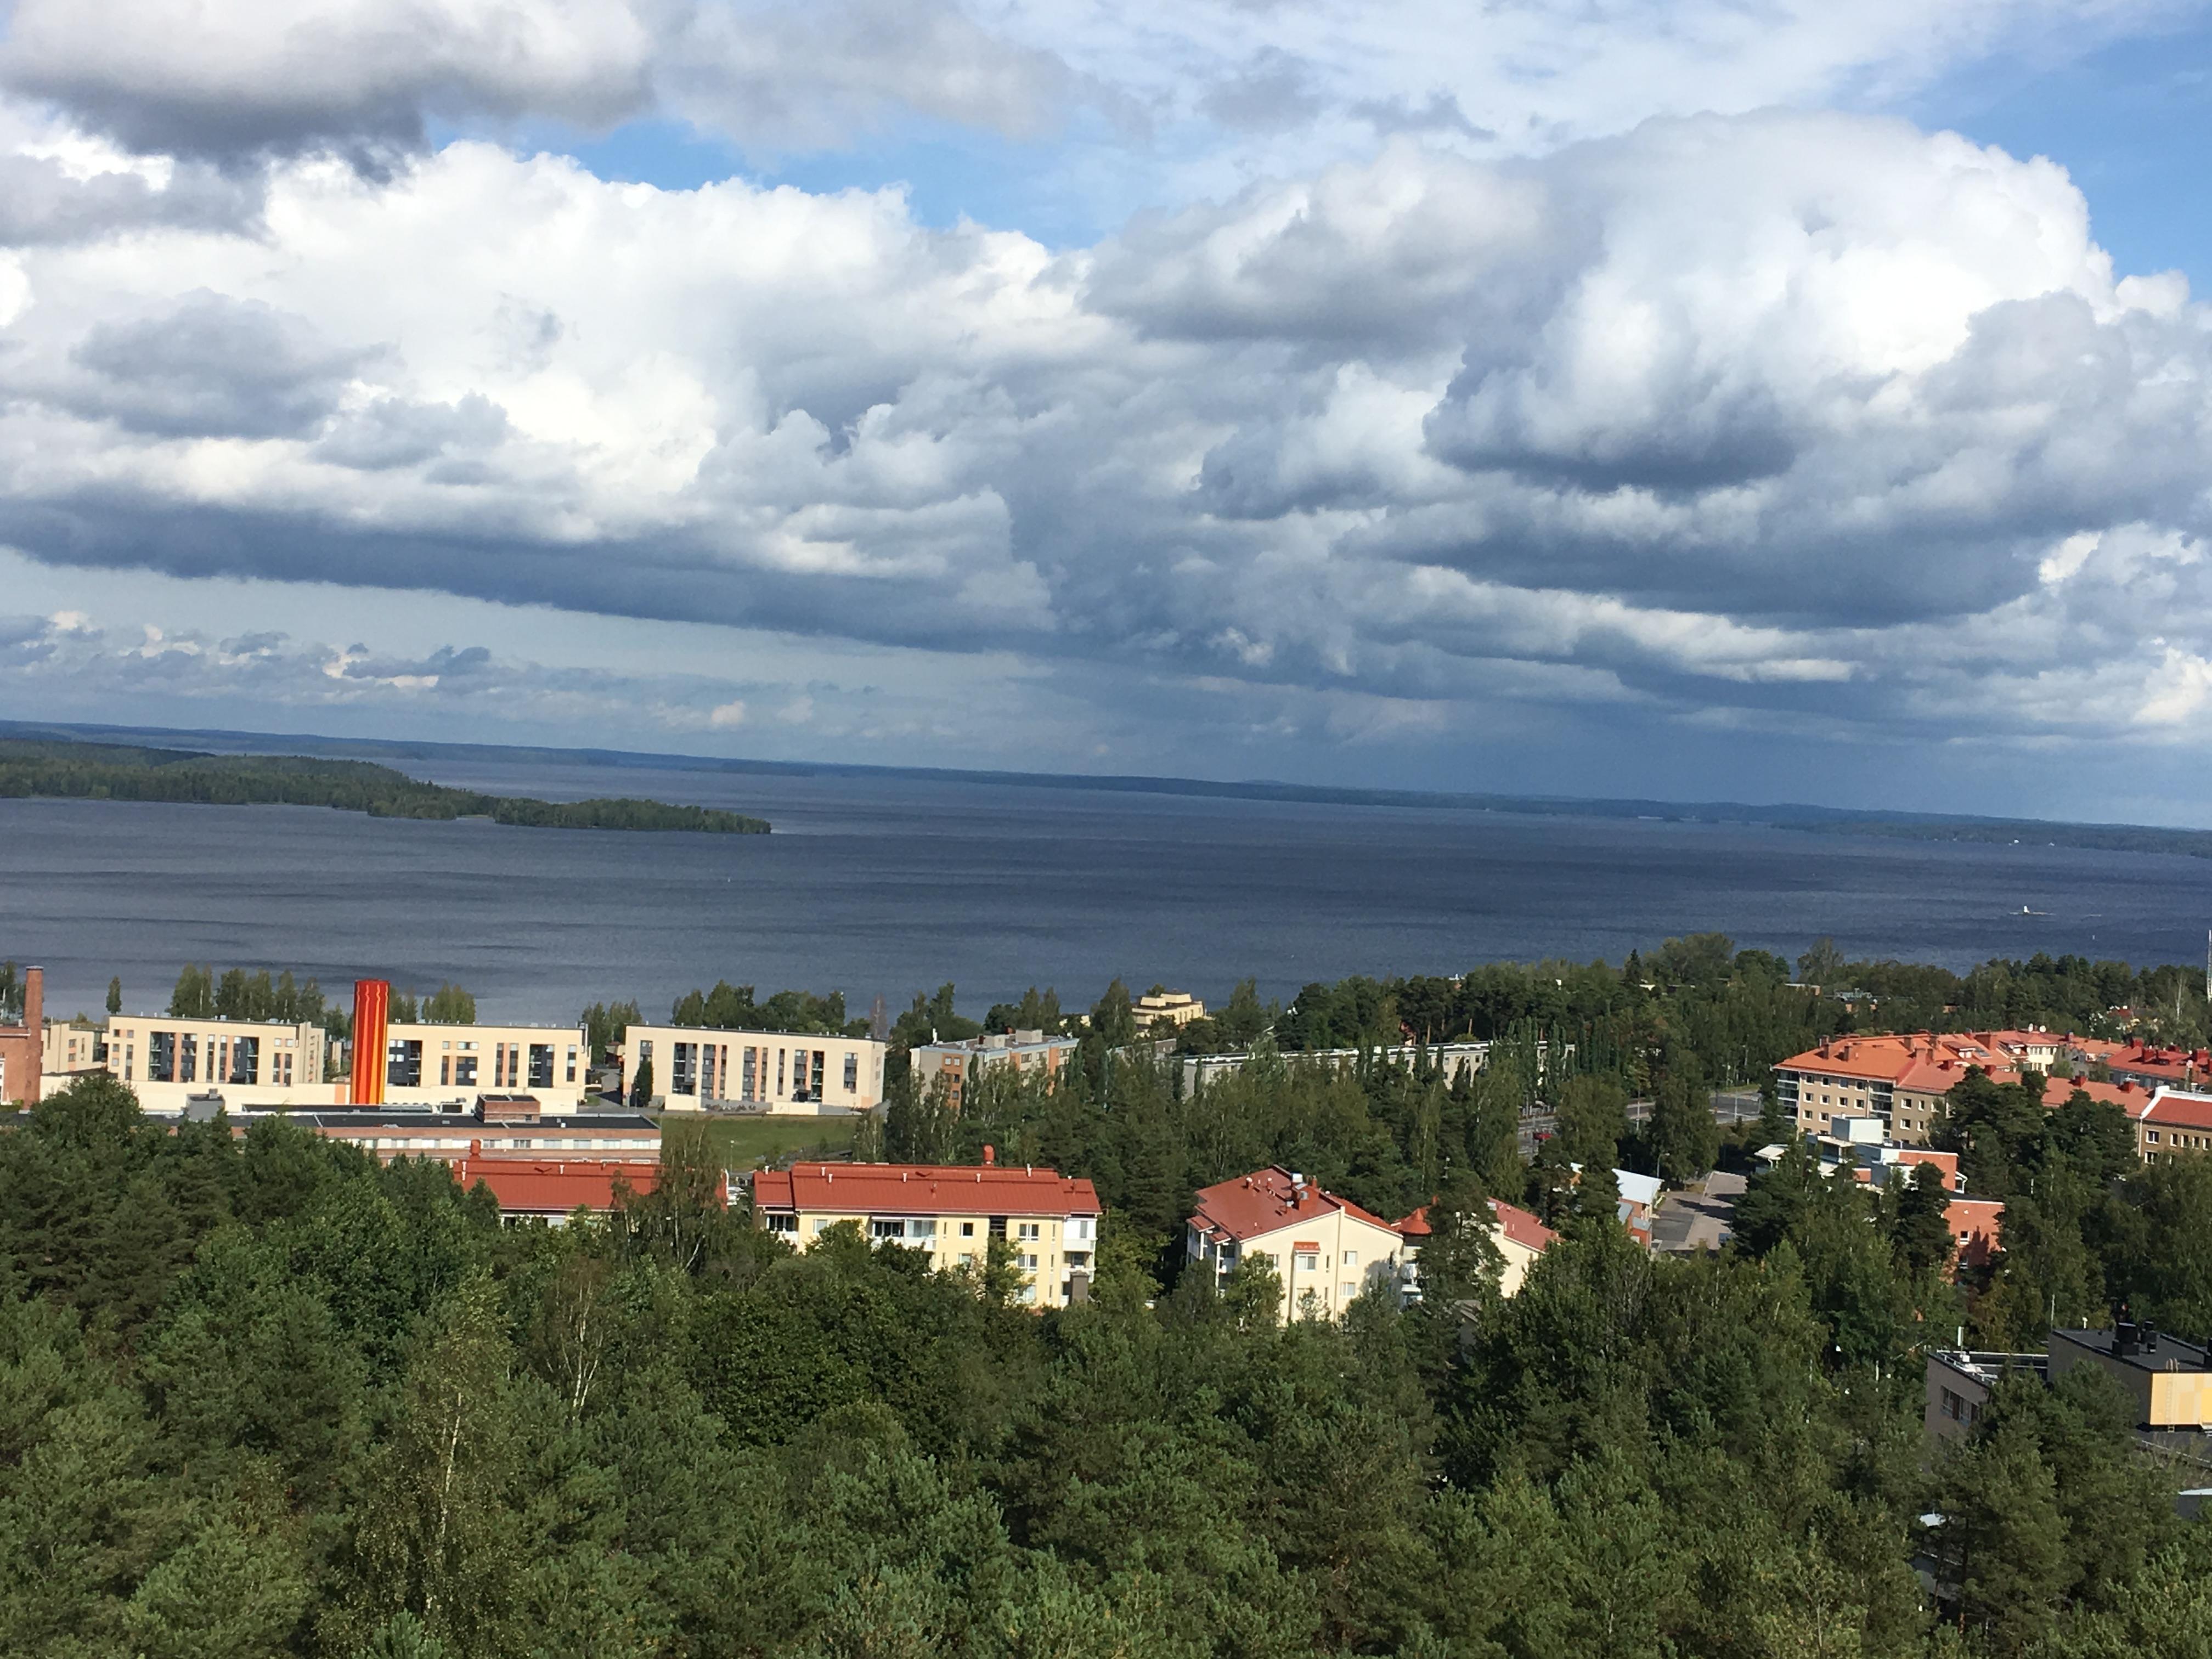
top-left (0, 737), bottom-right (770, 833)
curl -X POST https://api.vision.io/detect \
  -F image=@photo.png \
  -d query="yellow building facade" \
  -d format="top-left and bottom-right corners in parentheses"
top-left (751, 1160), bottom-right (1103, 1307)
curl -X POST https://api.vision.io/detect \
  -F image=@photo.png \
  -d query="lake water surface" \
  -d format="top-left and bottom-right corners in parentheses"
top-left (3, 756), bottom-right (2209, 1023)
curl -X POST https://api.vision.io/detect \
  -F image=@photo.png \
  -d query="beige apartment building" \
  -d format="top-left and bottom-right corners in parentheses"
top-left (911, 1030), bottom-right (1079, 1111)
top-left (621, 1023), bottom-right (885, 1114)
top-left (42, 1021), bottom-right (103, 1082)
top-left (105, 1014), bottom-right (333, 1114)
top-left (1134, 990), bottom-right (1206, 1029)
top-left (1184, 1166), bottom-right (1419, 1323)
top-left (376, 1023), bottom-right (591, 1111)
top-left (751, 1158), bottom-right (1103, 1307)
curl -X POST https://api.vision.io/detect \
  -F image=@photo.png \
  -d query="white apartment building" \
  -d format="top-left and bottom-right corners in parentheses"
top-left (377, 1023), bottom-right (592, 1111)
top-left (105, 1014), bottom-right (332, 1114)
top-left (621, 1023), bottom-right (886, 1114)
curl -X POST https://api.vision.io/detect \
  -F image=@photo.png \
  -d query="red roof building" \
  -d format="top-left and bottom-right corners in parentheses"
top-left (2131, 1088), bottom-right (2212, 1161)
top-left (2104, 1042), bottom-right (2212, 1092)
top-left (452, 1156), bottom-right (695, 1223)
top-left (1946, 1197), bottom-right (2005, 1273)
top-left (1186, 1167), bottom-right (1415, 1322)
top-left (749, 1156), bottom-right (1101, 1309)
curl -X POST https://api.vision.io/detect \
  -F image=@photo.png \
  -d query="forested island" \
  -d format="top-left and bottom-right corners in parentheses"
top-left (0, 738), bottom-right (770, 833)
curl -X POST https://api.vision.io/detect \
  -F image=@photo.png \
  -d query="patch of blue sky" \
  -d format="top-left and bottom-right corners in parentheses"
top-left (1908, 17), bottom-right (2212, 294)
top-left (456, 111), bottom-right (1146, 250)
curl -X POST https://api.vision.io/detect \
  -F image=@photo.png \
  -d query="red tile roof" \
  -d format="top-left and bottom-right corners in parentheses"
top-left (1488, 1198), bottom-right (1558, 1253)
top-left (1190, 1166), bottom-right (1396, 1244)
top-left (1395, 1198), bottom-right (1555, 1252)
top-left (453, 1157), bottom-right (684, 1215)
top-left (2035, 1076), bottom-right (2141, 1113)
top-left (752, 1161), bottom-right (1099, 1218)
top-left (2139, 1090), bottom-right (2212, 1134)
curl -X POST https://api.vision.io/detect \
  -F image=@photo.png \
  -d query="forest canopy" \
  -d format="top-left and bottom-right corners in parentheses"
top-left (1, 1067), bottom-right (2206, 1658)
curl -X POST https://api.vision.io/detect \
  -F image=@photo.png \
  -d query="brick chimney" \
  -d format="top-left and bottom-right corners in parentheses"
top-left (22, 966), bottom-right (40, 1040)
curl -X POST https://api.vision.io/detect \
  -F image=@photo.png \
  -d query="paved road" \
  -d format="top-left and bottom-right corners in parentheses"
top-left (1652, 1169), bottom-right (1746, 1254)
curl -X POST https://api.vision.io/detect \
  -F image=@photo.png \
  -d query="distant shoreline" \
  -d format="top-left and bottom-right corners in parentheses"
top-left (4, 716), bottom-right (2209, 862)
top-left (0, 735), bottom-right (771, 835)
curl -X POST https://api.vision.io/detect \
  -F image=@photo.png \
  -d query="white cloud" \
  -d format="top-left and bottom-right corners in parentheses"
top-left (0, 0), bottom-right (2175, 190)
top-left (0, 94), bottom-right (2210, 781)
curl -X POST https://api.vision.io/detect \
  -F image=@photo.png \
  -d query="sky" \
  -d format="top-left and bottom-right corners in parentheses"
top-left (4, 2), bottom-right (2212, 822)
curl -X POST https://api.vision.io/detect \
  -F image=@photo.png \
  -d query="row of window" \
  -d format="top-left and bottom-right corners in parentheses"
top-left (643, 1041), bottom-right (864, 1102)
top-left (386, 1040), bottom-right (578, 1091)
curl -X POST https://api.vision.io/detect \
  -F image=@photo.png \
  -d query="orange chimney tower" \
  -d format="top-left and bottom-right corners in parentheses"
top-left (351, 979), bottom-right (390, 1106)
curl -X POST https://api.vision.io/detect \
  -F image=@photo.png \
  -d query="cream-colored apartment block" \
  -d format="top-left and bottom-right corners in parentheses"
top-left (1186, 1167), bottom-right (1416, 1323)
top-left (621, 1024), bottom-right (885, 1114)
top-left (1134, 990), bottom-right (1206, 1029)
top-left (751, 1160), bottom-right (1103, 1307)
top-left (42, 1021), bottom-right (102, 1081)
top-left (380, 1023), bottom-right (591, 1110)
top-left (105, 1015), bottom-right (332, 1114)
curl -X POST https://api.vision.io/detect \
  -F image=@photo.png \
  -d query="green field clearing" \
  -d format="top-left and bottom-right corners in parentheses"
top-left (683, 1113), bottom-right (863, 1167)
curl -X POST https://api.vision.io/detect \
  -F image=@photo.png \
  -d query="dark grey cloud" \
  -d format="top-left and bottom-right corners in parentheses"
top-left (1352, 90), bottom-right (1491, 141)
top-left (0, 154), bottom-right (258, 245)
top-left (1, 0), bottom-right (652, 166)
top-left (315, 394), bottom-right (511, 471)
top-left (1424, 362), bottom-right (1803, 493)
top-left (66, 292), bottom-right (368, 439)
top-left (1200, 49), bottom-right (1326, 133)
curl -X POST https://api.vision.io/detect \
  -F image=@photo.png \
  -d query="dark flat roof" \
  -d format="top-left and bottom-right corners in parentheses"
top-left (2051, 1326), bottom-right (2211, 1373)
top-left (259, 1111), bottom-right (659, 1132)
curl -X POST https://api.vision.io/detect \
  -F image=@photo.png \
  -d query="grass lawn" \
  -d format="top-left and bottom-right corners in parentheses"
top-left (682, 1113), bottom-right (863, 1168)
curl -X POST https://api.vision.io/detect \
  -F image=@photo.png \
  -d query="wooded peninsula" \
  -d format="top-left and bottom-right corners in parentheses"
top-left (0, 738), bottom-right (770, 833)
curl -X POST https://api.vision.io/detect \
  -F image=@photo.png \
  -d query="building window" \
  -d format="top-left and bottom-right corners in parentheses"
top-left (1018, 1222), bottom-right (1041, 1240)
top-left (1342, 1250), bottom-right (1358, 1267)
top-left (455, 1056), bottom-right (477, 1087)
top-left (566, 1046), bottom-right (579, 1083)
top-left (149, 1030), bottom-right (176, 1083)
top-left (961, 1221), bottom-right (975, 1237)
top-left (777, 1049), bottom-right (786, 1094)
top-left (870, 1218), bottom-right (906, 1239)
top-left (389, 1040), bottom-right (424, 1089)
top-left (1296, 1252), bottom-right (1319, 1272)
top-left (529, 1044), bottom-right (554, 1090)
top-left (228, 1036), bottom-right (258, 1085)
top-left (1341, 1282), bottom-right (1357, 1298)
top-left (844, 1052), bottom-right (859, 1092)
top-left (700, 1045), bottom-right (718, 1099)
top-left (741, 1047), bottom-right (758, 1101)
top-left (179, 1033), bottom-right (198, 1083)
top-left (766, 1213), bottom-right (797, 1234)
top-left (672, 1043), bottom-right (698, 1096)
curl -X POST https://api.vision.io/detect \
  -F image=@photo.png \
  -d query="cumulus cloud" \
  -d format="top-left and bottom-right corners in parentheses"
top-left (0, 0), bottom-right (653, 163)
top-left (0, 102), bottom-right (2210, 773)
top-left (62, 292), bottom-right (370, 439)
top-left (0, 0), bottom-right (2169, 184)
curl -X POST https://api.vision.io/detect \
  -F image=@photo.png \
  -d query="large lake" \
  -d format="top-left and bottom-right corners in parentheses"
top-left (3, 755), bottom-right (2209, 1023)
